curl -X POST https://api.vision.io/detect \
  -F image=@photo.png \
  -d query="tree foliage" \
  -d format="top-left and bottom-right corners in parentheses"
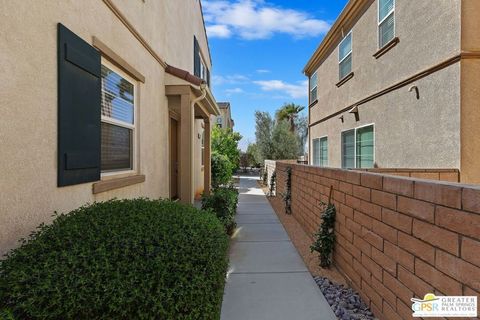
top-left (211, 127), bottom-right (242, 170)
top-left (254, 111), bottom-right (275, 162)
top-left (246, 143), bottom-right (261, 168)
top-left (275, 103), bottom-right (305, 132)
top-left (211, 151), bottom-right (233, 188)
top-left (271, 120), bottom-right (299, 160)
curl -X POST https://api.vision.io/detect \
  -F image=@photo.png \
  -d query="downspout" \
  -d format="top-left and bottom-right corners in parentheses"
top-left (191, 82), bottom-right (207, 109)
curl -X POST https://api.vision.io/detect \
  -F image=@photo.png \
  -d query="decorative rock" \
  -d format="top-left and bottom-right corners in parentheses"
top-left (314, 276), bottom-right (376, 320)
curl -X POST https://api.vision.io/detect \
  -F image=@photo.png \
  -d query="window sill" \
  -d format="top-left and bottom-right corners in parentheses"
top-left (308, 99), bottom-right (318, 108)
top-left (92, 174), bottom-right (145, 194)
top-left (336, 72), bottom-right (354, 87)
top-left (373, 37), bottom-right (400, 59)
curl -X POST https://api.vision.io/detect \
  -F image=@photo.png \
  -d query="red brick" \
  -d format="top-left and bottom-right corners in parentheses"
top-left (361, 173), bottom-right (383, 190)
top-left (371, 247), bottom-right (397, 276)
top-left (396, 299), bottom-right (413, 320)
top-left (383, 176), bottom-right (414, 197)
top-left (354, 210), bottom-right (373, 229)
top-left (338, 203), bottom-right (354, 219)
top-left (362, 253), bottom-right (383, 281)
top-left (398, 266), bottom-right (434, 298)
top-left (439, 171), bottom-right (459, 182)
top-left (412, 220), bottom-right (459, 256)
top-left (436, 250), bottom-right (480, 291)
top-left (336, 254), bottom-right (361, 288)
top-left (464, 286), bottom-right (480, 297)
top-left (346, 217), bottom-right (362, 234)
top-left (371, 190), bottom-right (396, 210)
top-left (414, 181), bottom-right (462, 209)
top-left (353, 185), bottom-right (371, 201)
top-left (398, 232), bottom-right (435, 265)
top-left (372, 219), bottom-right (398, 244)
top-left (436, 206), bottom-right (480, 238)
top-left (383, 300), bottom-right (402, 320)
top-left (414, 258), bottom-right (462, 295)
top-left (371, 275), bottom-right (397, 309)
top-left (397, 196), bottom-right (435, 222)
top-left (382, 208), bottom-right (413, 234)
top-left (411, 171), bottom-right (439, 180)
top-left (338, 234), bottom-right (361, 261)
top-left (362, 228), bottom-right (384, 250)
top-left (332, 190), bottom-right (345, 204)
top-left (337, 223), bottom-right (353, 242)
top-left (360, 200), bottom-right (382, 220)
top-left (463, 188), bottom-right (480, 214)
top-left (362, 279), bottom-right (383, 308)
top-left (345, 194), bottom-right (362, 211)
top-left (354, 234), bottom-right (372, 255)
top-left (383, 271), bottom-right (413, 306)
top-left (339, 181), bottom-right (353, 195)
top-left (384, 241), bottom-right (414, 272)
top-left (353, 257), bottom-right (371, 281)
top-left (462, 238), bottom-right (480, 267)
top-left (344, 170), bottom-right (361, 185)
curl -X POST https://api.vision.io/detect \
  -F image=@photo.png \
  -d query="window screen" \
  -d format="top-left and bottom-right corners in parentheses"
top-left (342, 130), bottom-right (355, 169)
top-left (356, 126), bottom-right (374, 168)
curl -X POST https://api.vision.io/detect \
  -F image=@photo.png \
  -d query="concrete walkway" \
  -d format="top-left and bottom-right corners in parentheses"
top-left (221, 174), bottom-right (336, 320)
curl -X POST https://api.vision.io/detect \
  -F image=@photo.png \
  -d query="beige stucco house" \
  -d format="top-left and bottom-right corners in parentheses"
top-left (0, 0), bottom-right (220, 255)
top-left (305, 0), bottom-right (480, 184)
top-left (215, 102), bottom-right (235, 129)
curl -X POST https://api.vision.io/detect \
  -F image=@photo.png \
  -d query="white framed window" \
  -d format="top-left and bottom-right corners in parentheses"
top-left (342, 124), bottom-right (375, 169)
top-left (339, 32), bottom-right (352, 80)
top-left (313, 137), bottom-right (328, 167)
top-left (100, 59), bottom-right (137, 174)
top-left (309, 72), bottom-right (318, 103)
top-left (378, 0), bottom-right (395, 48)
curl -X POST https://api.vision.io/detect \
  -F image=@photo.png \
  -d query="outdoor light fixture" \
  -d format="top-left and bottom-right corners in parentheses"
top-left (349, 105), bottom-right (360, 121)
top-left (409, 85), bottom-right (420, 100)
top-left (339, 115), bottom-right (344, 123)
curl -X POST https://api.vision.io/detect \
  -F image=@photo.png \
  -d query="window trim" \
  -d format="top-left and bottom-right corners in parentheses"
top-left (341, 123), bottom-right (375, 169)
top-left (338, 31), bottom-right (353, 81)
top-left (309, 71), bottom-right (318, 104)
top-left (377, 0), bottom-right (395, 49)
top-left (100, 58), bottom-right (138, 177)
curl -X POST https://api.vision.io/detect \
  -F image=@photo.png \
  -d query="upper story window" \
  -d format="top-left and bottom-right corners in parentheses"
top-left (338, 32), bottom-right (352, 80)
top-left (100, 60), bottom-right (136, 173)
top-left (194, 36), bottom-right (210, 86)
top-left (309, 72), bottom-right (318, 103)
top-left (378, 0), bottom-right (395, 48)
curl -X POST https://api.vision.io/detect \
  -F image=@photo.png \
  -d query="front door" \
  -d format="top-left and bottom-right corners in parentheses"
top-left (170, 118), bottom-right (179, 199)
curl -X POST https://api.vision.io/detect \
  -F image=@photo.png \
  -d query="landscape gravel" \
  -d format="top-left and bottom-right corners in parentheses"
top-left (314, 276), bottom-right (377, 320)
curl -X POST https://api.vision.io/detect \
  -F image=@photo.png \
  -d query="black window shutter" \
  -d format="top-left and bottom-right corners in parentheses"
top-left (58, 23), bottom-right (101, 187)
top-left (194, 36), bottom-right (201, 77)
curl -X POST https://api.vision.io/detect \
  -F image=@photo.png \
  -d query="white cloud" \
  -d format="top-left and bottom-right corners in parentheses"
top-left (225, 87), bottom-right (244, 94)
top-left (213, 74), bottom-right (249, 86)
top-left (254, 79), bottom-right (308, 99)
top-left (203, 0), bottom-right (331, 40)
top-left (256, 69), bottom-right (270, 74)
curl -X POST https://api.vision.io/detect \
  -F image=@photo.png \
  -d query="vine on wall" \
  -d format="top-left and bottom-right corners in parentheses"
top-left (269, 170), bottom-right (276, 196)
top-left (281, 167), bottom-right (292, 214)
top-left (310, 186), bottom-right (336, 268)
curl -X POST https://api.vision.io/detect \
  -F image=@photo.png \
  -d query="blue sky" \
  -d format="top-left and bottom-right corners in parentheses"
top-left (204, 0), bottom-right (348, 149)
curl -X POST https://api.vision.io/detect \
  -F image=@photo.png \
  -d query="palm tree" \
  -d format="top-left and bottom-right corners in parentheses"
top-left (276, 103), bottom-right (305, 132)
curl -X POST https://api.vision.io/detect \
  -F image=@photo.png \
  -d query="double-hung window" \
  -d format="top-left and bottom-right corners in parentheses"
top-left (339, 32), bottom-right (352, 80)
top-left (378, 0), bottom-right (395, 48)
top-left (309, 72), bottom-right (318, 103)
top-left (342, 125), bottom-right (374, 169)
top-left (100, 60), bottom-right (136, 173)
top-left (312, 137), bottom-right (328, 167)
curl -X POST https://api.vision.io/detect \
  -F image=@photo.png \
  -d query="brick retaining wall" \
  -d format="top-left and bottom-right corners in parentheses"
top-left (275, 162), bottom-right (480, 320)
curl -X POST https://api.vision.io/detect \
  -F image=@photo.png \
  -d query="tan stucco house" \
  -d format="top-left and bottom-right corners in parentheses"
top-left (215, 102), bottom-right (235, 129)
top-left (0, 0), bottom-right (220, 255)
top-left (305, 0), bottom-right (480, 184)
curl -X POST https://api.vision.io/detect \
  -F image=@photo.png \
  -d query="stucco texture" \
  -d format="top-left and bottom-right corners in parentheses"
top-left (0, 0), bottom-right (211, 255)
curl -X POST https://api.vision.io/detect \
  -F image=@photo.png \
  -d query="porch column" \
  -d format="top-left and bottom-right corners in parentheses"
top-left (179, 93), bottom-right (194, 204)
top-left (203, 118), bottom-right (211, 195)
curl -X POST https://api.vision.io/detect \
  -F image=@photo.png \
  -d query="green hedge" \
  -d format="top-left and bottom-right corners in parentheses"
top-left (202, 186), bottom-right (239, 235)
top-left (0, 199), bottom-right (229, 319)
top-left (211, 151), bottom-right (233, 188)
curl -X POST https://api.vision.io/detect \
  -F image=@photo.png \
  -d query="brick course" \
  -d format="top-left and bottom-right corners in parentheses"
top-left (273, 161), bottom-right (480, 320)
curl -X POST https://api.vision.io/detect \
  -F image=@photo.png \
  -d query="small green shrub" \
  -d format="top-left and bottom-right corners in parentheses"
top-left (202, 186), bottom-right (239, 235)
top-left (281, 167), bottom-right (292, 214)
top-left (211, 151), bottom-right (233, 188)
top-left (269, 170), bottom-right (276, 196)
top-left (311, 202), bottom-right (337, 268)
top-left (0, 199), bottom-right (229, 319)
top-left (0, 309), bottom-right (15, 320)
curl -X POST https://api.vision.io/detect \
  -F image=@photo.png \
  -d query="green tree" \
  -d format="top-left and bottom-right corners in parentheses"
top-left (254, 111), bottom-right (274, 162)
top-left (246, 143), bottom-right (261, 167)
top-left (211, 151), bottom-right (233, 188)
top-left (275, 103), bottom-right (305, 132)
top-left (271, 120), bottom-right (299, 160)
top-left (211, 127), bottom-right (242, 169)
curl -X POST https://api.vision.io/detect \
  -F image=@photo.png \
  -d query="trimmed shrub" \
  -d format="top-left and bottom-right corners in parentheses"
top-left (202, 186), bottom-right (239, 235)
top-left (211, 151), bottom-right (233, 188)
top-left (0, 199), bottom-right (229, 319)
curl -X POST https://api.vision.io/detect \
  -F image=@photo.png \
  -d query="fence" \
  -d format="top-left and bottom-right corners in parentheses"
top-left (275, 161), bottom-right (480, 320)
